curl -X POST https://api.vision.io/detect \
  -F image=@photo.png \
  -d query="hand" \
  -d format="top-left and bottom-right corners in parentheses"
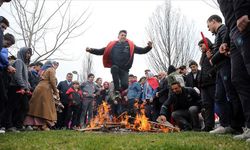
top-left (147, 41), bottom-right (153, 48)
top-left (83, 92), bottom-right (88, 96)
top-left (157, 115), bottom-right (166, 123)
top-left (206, 51), bottom-right (212, 59)
top-left (16, 89), bottom-right (25, 95)
top-left (92, 94), bottom-right (96, 97)
top-left (219, 43), bottom-right (229, 55)
top-left (114, 100), bottom-right (118, 105)
top-left (149, 98), bottom-right (153, 103)
top-left (124, 96), bottom-right (128, 102)
top-left (156, 92), bottom-right (159, 98)
top-left (7, 66), bottom-right (16, 74)
top-left (86, 47), bottom-right (92, 52)
top-left (134, 98), bottom-right (139, 103)
top-left (237, 15), bottom-right (250, 32)
top-left (26, 90), bottom-right (32, 96)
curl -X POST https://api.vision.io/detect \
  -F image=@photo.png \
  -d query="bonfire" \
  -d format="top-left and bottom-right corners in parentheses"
top-left (77, 101), bottom-right (180, 133)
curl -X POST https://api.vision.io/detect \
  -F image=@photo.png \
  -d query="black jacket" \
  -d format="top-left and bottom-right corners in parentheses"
top-left (210, 24), bottom-right (230, 69)
top-left (198, 53), bottom-right (216, 88)
top-left (157, 77), bottom-right (169, 104)
top-left (90, 41), bottom-right (151, 70)
top-left (160, 87), bottom-right (201, 116)
top-left (217, 0), bottom-right (250, 44)
top-left (57, 80), bottom-right (72, 104)
top-left (185, 70), bottom-right (201, 88)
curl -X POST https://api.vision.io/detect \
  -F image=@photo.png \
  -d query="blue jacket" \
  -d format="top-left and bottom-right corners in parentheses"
top-left (127, 82), bottom-right (141, 100)
top-left (142, 81), bottom-right (157, 100)
top-left (0, 48), bottom-right (9, 70)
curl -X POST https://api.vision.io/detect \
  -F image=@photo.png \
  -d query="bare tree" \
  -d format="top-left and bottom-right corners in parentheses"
top-left (9, 0), bottom-right (90, 62)
top-left (146, 0), bottom-right (199, 73)
top-left (80, 52), bottom-right (93, 82)
top-left (202, 0), bottom-right (219, 9)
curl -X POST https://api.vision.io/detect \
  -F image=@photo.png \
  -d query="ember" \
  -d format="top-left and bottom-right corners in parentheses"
top-left (77, 102), bottom-right (180, 133)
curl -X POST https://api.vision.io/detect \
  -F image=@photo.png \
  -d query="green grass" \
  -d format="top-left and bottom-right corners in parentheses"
top-left (0, 131), bottom-right (249, 150)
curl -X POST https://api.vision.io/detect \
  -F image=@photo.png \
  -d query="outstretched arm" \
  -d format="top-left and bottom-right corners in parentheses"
top-left (86, 47), bottom-right (105, 55)
top-left (134, 41), bottom-right (152, 54)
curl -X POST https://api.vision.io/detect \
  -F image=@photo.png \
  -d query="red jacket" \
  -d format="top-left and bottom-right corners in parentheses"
top-left (66, 87), bottom-right (83, 106)
top-left (103, 39), bottom-right (135, 68)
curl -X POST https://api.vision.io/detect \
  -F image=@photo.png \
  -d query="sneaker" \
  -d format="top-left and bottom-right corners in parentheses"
top-left (0, 127), bottom-right (5, 134)
top-left (210, 126), bottom-right (232, 134)
top-left (113, 91), bottom-right (121, 100)
top-left (233, 128), bottom-right (250, 140)
top-left (6, 127), bottom-right (20, 133)
top-left (26, 126), bottom-right (33, 131)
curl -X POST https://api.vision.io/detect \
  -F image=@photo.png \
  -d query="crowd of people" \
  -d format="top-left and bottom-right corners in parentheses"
top-left (0, 0), bottom-right (250, 143)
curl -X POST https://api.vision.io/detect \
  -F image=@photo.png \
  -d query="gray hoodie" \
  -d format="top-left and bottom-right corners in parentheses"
top-left (10, 47), bottom-right (31, 89)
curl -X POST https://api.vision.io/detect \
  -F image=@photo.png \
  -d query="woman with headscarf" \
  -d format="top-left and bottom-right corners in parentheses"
top-left (24, 60), bottom-right (59, 131)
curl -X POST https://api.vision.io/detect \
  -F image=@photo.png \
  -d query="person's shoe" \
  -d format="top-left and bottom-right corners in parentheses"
top-left (233, 128), bottom-right (250, 140)
top-left (246, 138), bottom-right (250, 142)
top-left (6, 127), bottom-right (20, 133)
top-left (210, 126), bottom-right (226, 134)
top-left (201, 126), bottom-right (213, 132)
top-left (0, 127), bottom-right (5, 134)
top-left (26, 126), bottom-right (33, 131)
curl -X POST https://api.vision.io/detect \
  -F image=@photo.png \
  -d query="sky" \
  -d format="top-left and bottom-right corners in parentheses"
top-left (0, 0), bottom-right (222, 82)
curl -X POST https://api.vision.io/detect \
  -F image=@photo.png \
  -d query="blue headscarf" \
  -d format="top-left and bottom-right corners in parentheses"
top-left (41, 60), bottom-right (53, 71)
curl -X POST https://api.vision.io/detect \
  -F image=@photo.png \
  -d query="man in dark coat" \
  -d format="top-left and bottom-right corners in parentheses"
top-left (56, 73), bottom-right (73, 129)
top-left (217, 0), bottom-right (250, 142)
top-left (207, 14), bottom-right (244, 134)
top-left (158, 81), bottom-right (201, 131)
top-left (185, 61), bottom-right (201, 89)
top-left (86, 30), bottom-right (152, 98)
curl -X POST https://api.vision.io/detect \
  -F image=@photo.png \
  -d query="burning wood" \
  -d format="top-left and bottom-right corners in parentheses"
top-left (77, 102), bottom-right (180, 133)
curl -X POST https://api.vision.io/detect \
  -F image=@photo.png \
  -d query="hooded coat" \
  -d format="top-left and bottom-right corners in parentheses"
top-left (10, 47), bottom-right (31, 89)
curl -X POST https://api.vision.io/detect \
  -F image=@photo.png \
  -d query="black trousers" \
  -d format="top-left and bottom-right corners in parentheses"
top-left (215, 62), bottom-right (244, 129)
top-left (111, 65), bottom-right (129, 91)
top-left (171, 106), bottom-right (200, 130)
top-left (65, 105), bottom-right (81, 128)
top-left (4, 86), bottom-right (29, 128)
top-left (0, 70), bottom-right (9, 127)
top-left (230, 27), bottom-right (250, 128)
top-left (201, 85), bottom-right (216, 128)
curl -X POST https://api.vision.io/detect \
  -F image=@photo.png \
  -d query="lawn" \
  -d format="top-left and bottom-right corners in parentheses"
top-left (0, 131), bottom-right (249, 150)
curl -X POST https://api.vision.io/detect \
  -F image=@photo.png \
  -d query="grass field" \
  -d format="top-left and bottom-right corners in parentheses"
top-left (0, 131), bottom-right (250, 150)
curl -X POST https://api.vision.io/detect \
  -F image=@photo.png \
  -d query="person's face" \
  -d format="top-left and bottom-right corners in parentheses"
top-left (180, 69), bottom-right (187, 75)
top-left (73, 84), bottom-right (79, 89)
top-left (3, 39), bottom-right (13, 48)
top-left (118, 32), bottom-right (127, 42)
top-left (0, 22), bottom-right (8, 32)
top-left (34, 65), bottom-right (42, 72)
top-left (97, 78), bottom-right (102, 85)
top-left (207, 20), bottom-right (216, 34)
top-left (88, 75), bottom-right (94, 82)
top-left (199, 43), bottom-right (207, 53)
top-left (190, 65), bottom-right (198, 73)
top-left (103, 82), bottom-right (109, 89)
top-left (171, 84), bottom-right (182, 94)
top-left (66, 75), bottom-right (73, 82)
top-left (128, 76), bottom-right (134, 83)
top-left (25, 50), bottom-right (32, 61)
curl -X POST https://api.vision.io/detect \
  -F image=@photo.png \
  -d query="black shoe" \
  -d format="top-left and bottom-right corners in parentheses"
top-left (202, 126), bottom-right (213, 132)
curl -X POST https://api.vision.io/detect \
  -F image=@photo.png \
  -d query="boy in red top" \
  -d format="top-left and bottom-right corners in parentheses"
top-left (66, 81), bottom-right (83, 129)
